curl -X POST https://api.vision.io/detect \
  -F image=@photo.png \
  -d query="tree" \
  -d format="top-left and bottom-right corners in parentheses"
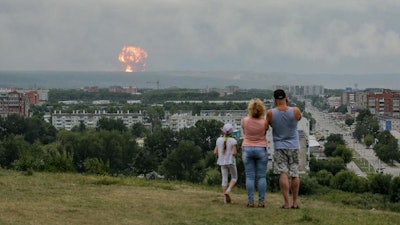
top-left (389, 176), bottom-right (400, 202)
top-left (96, 118), bottom-right (127, 132)
top-left (132, 147), bottom-right (158, 175)
top-left (144, 128), bottom-right (179, 165)
top-left (324, 133), bottom-right (346, 157)
top-left (353, 116), bottom-right (379, 141)
top-left (374, 131), bottom-right (400, 164)
top-left (131, 122), bottom-right (149, 138)
top-left (331, 170), bottom-right (368, 193)
top-left (332, 145), bottom-right (353, 164)
top-left (309, 157), bottom-right (346, 175)
top-left (364, 134), bottom-right (374, 149)
top-left (315, 169), bottom-right (333, 186)
top-left (0, 114), bottom-right (26, 139)
top-left (97, 130), bottom-right (127, 173)
top-left (334, 104), bottom-right (348, 114)
top-left (73, 131), bottom-right (103, 171)
top-left (369, 173), bottom-right (392, 195)
top-left (143, 106), bottom-right (164, 131)
top-left (344, 114), bottom-right (354, 127)
top-left (24, 116), bottom-right (56, 144)
top-left (194, 119), bottom-right (224, 155)
top-left (0, 135), bottom-right (30, 168)
top-left (71, 121), bottom-right (86, 133)
top-left (160, 140), bottom-right (205, 183)
top-left (324, 142), bottom-right (337, 157)
top-left (326, 133), bottom-right (346, 145)
top-left (302, 111), bottom-right (315, 131)
top-left (356, 109), bottom-right (372, 122)
top-left (176, 127), bottom-right (202, 149)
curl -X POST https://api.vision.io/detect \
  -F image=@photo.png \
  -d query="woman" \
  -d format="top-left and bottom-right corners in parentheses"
top-left (241, 98), bottom-right (269, 208)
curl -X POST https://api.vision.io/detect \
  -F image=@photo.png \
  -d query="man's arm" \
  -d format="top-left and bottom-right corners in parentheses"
top-left (266, 109), bottom-right (272, 123)
top-left (294, 107), bottom-right (302, 121)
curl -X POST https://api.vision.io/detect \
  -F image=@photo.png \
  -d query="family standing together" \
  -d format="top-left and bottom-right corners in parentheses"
top-left (214, 89), bottom-right (302, 209)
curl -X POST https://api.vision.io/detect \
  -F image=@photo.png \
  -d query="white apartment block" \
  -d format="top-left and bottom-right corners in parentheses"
top-left (52, 110), bottom-right (144, 130)
top-left (167, 110), bottom-right (248, 132)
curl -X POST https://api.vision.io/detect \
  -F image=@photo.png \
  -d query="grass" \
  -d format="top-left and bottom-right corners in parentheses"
top-left (0, 169), bottom-right (399, 225)
top-left (352, 153), bottom-right (376, 175)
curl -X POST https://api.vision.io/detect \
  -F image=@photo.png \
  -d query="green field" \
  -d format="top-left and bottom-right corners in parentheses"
top-left (0, 169), bottom-right (398, 225)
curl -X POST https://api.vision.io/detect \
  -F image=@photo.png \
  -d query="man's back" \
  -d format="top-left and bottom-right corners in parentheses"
top-left (269, 107), bottom-right (300, 150)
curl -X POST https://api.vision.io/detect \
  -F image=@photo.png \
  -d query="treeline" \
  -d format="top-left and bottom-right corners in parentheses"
top-left (49, 88), bottom-right (274, 104)
top-left (353, 109), bottom-right (400, 164)
top-left (0, 114), bottom-right (224, 181)
top-left (302, 132), bottom-right (400, 209)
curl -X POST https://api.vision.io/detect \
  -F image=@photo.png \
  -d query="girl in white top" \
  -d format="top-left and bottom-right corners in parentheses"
top-left (214, 123), bottom-right (238, 203)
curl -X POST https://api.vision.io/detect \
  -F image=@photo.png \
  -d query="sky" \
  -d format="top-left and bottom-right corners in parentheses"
top-left (1, 0), bottom-right (400, 75)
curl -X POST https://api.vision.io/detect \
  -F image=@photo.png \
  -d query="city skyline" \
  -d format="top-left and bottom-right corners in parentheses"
top-left (1, 71), bottom-right (400, 90)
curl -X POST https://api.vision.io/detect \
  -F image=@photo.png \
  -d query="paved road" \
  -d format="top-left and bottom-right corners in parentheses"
top-left (306, 101), bottom-right (400, 177)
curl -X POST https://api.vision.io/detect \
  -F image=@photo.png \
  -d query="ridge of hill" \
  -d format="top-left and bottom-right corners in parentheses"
top-left (0, 170), bottom-right (398, 225)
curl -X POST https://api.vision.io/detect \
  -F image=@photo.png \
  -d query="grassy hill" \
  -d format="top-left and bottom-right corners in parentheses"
top-left (0, 169), bottom-right (398, 225)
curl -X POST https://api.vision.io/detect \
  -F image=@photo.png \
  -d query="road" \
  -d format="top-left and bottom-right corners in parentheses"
top-left (305, 101), bottom-right (400, 177)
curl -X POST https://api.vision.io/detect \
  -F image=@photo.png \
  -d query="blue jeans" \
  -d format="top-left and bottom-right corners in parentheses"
top-left (242, 146), bottom-right (268, 203)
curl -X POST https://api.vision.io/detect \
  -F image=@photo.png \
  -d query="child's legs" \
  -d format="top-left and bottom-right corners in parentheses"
top-left (227, 164), bottom-right (238, 191)
top-left (220, 165), bottom-right (229, 192)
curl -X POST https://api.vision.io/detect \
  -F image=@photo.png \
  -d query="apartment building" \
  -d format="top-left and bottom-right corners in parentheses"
top-left (167, 110), bottom-right (247, 132)
top-left (273, 85), bottom-right (325, 96)
top-left (366, 89), bottom-right (400, 118)
top-left (52, 110), bottom-right (144, 130)
top-left (0, 90), bottom-right (30, 118)
top-left (341, 88), bottom-right (356, 105)
top-left (108, 86), bottom-right (139, 94)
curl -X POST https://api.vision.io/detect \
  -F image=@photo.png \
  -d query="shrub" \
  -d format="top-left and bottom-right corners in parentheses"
top-left (332, 145), bottom-right (353, 164)
top-left (203, 168), bottom-right (221, 186)
top-left (315, 169), bottom-right (333, 186)
top-left (267, 169), bottom-right (280, 193)
top-left (310, 157), bottom-right (345, 175)
top-left (83, 158), bottom-right (110, 175)
top-left (369, 173), bottom-right (393, 195)
top-left (390, 176), bottom-right (400, 203)
top-left (299, 175), bottom-right (319, 195)
top-left (331, 170), bottom-right (368, 193)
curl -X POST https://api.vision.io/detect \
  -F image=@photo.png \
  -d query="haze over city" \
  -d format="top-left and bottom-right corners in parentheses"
top-left (1, 0), bottom-right (400, 80)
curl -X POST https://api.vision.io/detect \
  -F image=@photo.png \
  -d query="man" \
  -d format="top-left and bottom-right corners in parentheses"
top-left (266, 89), bottom-right (302, 209)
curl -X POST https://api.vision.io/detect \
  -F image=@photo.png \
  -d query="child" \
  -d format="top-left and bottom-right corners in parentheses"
top-left (214, 123), bottom-right (238, 203)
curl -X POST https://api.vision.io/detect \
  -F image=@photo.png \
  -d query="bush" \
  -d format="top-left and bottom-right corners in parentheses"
top-left (83, 158), bottom-right (110, 175)
top-left (332, 145), bottom-right (353, 164)
top-left (369, 173), bottom-right (392, 195)
top-left (203, 168), bottom-right (221, 186)
top-left (266, 169), bottom-right (280, 193)
top-left (315, 169), bottom-right (333, 186)
top-left (390, 176), bottom-right (400, 203)
top-left (299, 175), bottom-right (319, 195)
top-left (310, 157), bottom-right (346, 175)
top-left (331, 170), bottom-right (368, 193)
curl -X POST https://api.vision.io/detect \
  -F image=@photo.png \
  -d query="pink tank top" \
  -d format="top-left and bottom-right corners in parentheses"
top-left (242, 117), bottom-right (267, 147)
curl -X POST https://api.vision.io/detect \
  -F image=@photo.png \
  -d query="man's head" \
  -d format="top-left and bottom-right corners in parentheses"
top-left (273, 89), bottom-right (286, 100)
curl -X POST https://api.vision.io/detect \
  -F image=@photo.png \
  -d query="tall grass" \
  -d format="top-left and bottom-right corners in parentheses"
top-left (0, 169), bottom-right (399, 225)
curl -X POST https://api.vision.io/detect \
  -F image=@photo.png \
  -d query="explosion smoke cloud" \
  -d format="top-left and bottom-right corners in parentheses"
top-left (118, 46), bottom-right (148, 72)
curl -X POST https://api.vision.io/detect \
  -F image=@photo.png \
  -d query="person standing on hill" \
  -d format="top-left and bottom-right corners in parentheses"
top-left (241, 98), bottom-right (269, 208)
top-left (267, 89), bottom-right (302, 209)
top-left (214, 123), bottom-right (238, 203)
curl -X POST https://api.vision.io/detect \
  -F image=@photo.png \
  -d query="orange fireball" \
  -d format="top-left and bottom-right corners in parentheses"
top-left (118, 46), bottom-right (148, 72)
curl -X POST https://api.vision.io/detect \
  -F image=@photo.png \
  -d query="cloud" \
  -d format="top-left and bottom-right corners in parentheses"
top-left (1, 0), bottom-right (400, 74)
